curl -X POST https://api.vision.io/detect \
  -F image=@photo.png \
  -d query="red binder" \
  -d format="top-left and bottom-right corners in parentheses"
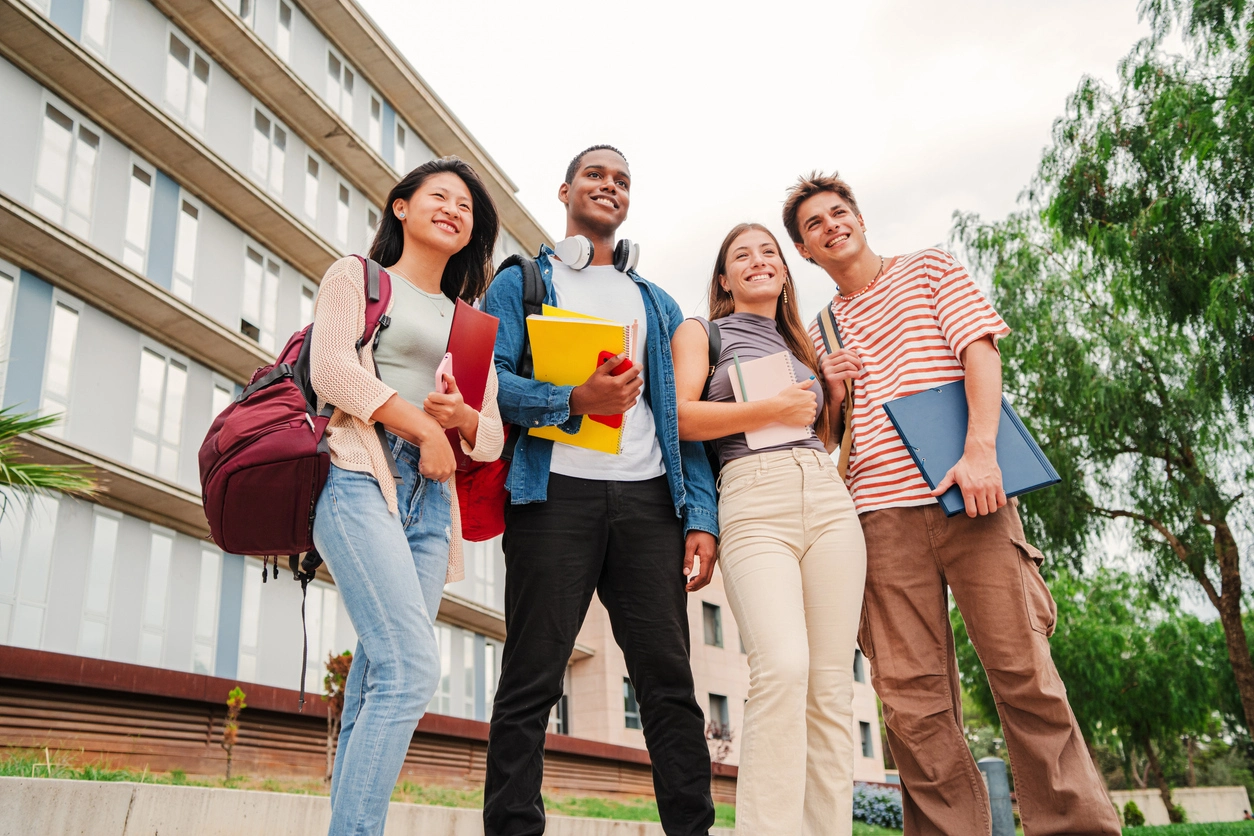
top-left (444, 299), bottom-right (499, 470)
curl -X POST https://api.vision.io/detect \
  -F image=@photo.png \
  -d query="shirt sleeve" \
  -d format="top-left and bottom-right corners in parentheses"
top-left (929, 249), bottom-right (1010, 361)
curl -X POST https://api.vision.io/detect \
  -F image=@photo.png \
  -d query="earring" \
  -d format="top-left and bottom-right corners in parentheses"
top-left (782, 284), bottom-right (789, 305)
top-left (398, 212), bottom-right (406, 219)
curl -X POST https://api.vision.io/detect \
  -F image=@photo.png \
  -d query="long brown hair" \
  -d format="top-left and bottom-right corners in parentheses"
top-left (708, 223), bottom-right (831, 445)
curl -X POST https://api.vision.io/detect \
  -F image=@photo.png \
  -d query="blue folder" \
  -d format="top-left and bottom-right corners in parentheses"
top-left (881, 380), bottom-right (1060, 516)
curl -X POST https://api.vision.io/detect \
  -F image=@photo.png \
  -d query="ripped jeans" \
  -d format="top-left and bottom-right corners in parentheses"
top-left (312, 432), bottom-right (452, 836)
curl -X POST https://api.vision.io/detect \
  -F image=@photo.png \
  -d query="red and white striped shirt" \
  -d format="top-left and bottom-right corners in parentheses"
top-left (809, 248), bottom-right (1009, 513)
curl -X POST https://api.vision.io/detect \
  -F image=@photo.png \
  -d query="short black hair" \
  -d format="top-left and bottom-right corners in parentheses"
top-left (564, 145), bottom-right (628, 184)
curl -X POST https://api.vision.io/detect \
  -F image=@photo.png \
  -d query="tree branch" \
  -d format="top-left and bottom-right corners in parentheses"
top-left (1090, 505), bottom-right (1221, 608)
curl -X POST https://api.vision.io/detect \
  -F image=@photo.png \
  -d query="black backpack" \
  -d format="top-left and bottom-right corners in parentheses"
top-left (494, 254), bottom-right (548, 458)
top-left (700, 320), bottom-right (722, 479)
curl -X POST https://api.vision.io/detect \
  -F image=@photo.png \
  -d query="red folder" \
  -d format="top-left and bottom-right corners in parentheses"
top-left (445, 299), bottom-right (499, 470)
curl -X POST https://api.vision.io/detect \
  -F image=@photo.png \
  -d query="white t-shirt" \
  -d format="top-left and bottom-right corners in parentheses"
top-left (548, 259), bottom-right (666, 482)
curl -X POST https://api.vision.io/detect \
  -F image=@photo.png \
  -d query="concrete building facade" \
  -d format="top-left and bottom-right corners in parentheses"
top-left (0, 0), bottom-right (883, 787)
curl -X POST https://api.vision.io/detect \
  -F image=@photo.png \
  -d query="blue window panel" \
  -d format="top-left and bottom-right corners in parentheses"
top-left (147, 170), bottom-right (180, 291)
top-left (4, 272), bottom-right (53, 411)
top-left (214, 553), bottom-right (245, 679)
top-left (381, 101), bottom-right (396, 168)
top-left (50, 0), bottom-right (85, 40)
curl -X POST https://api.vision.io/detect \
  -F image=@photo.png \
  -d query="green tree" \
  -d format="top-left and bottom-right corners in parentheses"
top-left (955, 0), bottom-right (1254, 735)
top-left (0, 408), bottom-right (95, 514)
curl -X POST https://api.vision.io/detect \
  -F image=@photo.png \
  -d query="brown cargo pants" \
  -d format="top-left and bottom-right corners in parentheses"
top-left (858, 501), bottom-right (1120, 836)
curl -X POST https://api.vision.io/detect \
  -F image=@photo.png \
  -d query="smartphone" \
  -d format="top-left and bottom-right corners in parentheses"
top-left (434, 352), bottom-right (454, 394)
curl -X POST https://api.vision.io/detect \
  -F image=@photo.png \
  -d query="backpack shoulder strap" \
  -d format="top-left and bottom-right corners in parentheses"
top-left (698, 318), bottom-right (721, 402)
top-left (495, 254), bottom-right (546, 379)
top-left (813, 302), bottom-right (855, 482)
top-left (355, 255), bottom-right (393, 351)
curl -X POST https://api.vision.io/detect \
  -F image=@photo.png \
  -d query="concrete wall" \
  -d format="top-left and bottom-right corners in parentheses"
top-left (0, 777), bottom-right (736, 836)
top-left (1109, 786), bottom-right (1254, 825)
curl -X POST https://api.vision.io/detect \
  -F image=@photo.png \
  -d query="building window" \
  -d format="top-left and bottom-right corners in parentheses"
top-left (132, 347), bottom-right (188, 481)
top-left (0, 495), bottom-right (60, 649)
top-left (364, 207), bottom-right (379, 254)
top-left (326, 51), bottom-right (355, 123)
top-left (368, 97), bottom-right (382, 153)
top-left (164, 33), bottom-right (209, 133)
top-left (301, 581), bottom-right (340, 693)
top-left (172, 199), bottom-right (199, 302)
top-left (463, 632), bottom-right (476, 718)
top-left (394, 122), bottom-right (407, 173)
top-left (623, 677), bottom-right (641, 730)
top-left (78, 510), bottom-right (120, 658)
top-left (237, 560), bottom-right (262, 681)
top-left (139, 530), bottom-right (173, 666)
top-left (251, 110), bottom-right (286, 196)
top-left (860, 721), bottom-right (875, 758)
top-left (854, 648), bottom-right (867, 684)
top-left (211, 380), bottom-right (233, 421)
top-left (192, 548), bottom-right (221, 674)
top-left (484, 640), bottom-right (499, 718)
top-left (336, 184), bottom-right (350, 247)
top-left (708, 693), bottom-right (730, 739)
top-left (235, 0), bottom-right (255, 28)
top-left (548, 692), bottom-right (569, 736)
top-left (430, 623), bottom-right (452, 715)
top-left (467, 540), bottom-right (497, 609)
top-left (0, 268), bottom-right (16, 397)
top-left (241, 246), bottom-right (280, 350)
top-left (275, 1), bottom-right (292, 62)
top-left (122, 164), bottom-right (153, 272)
top-left (702, 602), bottom-right (723, 647)
top-left (303, 156), bottom-right (319, 220)
top-left (81, 0), bottom-right (112, 56)
top-left (300, 283), bottom-right (316, 328)
top-left (34, 103), bottom-right (99, 238)
top-left (41, 300), bottom-right (80, 437)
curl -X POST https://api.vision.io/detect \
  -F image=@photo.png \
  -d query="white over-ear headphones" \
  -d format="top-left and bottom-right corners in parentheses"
top-left (553, 235), bottom-right (640, 273)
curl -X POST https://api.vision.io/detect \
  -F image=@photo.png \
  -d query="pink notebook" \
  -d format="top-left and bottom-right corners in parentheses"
top-left (727, 351), bottom-right (812, 450)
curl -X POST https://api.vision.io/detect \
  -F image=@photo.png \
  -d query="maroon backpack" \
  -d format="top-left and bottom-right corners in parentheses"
top-left (198, 256), bottom-right (394, 705)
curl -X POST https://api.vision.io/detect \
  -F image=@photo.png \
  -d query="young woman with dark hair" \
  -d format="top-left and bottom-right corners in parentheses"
top-left (672, 223), bottom-right (867, 836)
top-left (309, 156), bottom-right (504, 836)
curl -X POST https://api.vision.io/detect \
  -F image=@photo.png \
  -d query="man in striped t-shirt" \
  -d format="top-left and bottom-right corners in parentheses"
top-left (784, 173), bottom-right (1119, 836)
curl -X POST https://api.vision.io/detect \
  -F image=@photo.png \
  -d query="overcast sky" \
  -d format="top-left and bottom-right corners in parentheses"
top-left (359, 0), bottom-right (1149, 317)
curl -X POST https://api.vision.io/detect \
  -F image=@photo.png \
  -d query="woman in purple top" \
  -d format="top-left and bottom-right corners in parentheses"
top-left (672, 223), bottom-right (867, 836)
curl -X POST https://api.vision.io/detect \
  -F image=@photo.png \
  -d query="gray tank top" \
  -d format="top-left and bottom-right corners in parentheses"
top-left (695, 313), bottom-right (827, 467)
top-left (374, 278), bottom-right (454, 406)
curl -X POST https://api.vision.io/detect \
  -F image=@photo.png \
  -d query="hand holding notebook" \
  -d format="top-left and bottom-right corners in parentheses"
top-left (727, 351), bottom-right (813, 450)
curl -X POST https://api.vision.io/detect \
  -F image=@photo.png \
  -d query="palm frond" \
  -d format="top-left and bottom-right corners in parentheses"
top-left (0, 407), bottom-right (97, 520)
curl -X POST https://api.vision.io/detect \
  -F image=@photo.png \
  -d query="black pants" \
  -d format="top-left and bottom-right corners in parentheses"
top-left (482, 474), bottom-right (715, 836)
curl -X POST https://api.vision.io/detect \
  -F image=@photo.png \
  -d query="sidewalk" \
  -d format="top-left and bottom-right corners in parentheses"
top-left (0, 776), bottom-right (736, 836)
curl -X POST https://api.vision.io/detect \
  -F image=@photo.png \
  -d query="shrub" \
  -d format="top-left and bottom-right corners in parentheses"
top-left (1123, 800), bottom-right (1145, 827)
top-left (852, 782), bottom-right (903, 829)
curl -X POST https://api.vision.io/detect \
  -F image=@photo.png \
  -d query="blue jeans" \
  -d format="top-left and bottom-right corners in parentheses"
top-left (313, 433), bottom-right (452, 836)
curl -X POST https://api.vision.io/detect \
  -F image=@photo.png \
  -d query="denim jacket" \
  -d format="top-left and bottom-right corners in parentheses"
top-left (482, 246), bottom-right (719, 538)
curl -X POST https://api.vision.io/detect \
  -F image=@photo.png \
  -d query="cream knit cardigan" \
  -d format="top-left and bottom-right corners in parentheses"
top-left (309, 256), bottom-right (504, 583)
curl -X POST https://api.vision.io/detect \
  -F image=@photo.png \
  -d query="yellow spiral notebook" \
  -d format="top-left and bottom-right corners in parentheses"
top-left (525, 305), bottom-right (639, 454)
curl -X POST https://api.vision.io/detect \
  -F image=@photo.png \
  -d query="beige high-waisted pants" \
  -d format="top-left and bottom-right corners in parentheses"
top-left (717, 448), bottom-right (867, 836)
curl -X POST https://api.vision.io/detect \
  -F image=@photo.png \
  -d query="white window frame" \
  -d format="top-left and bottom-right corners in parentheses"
top-left (20, 0), bottom-right (51, 16)
top-left (138, 526), bottom-right (175, 667)
top-left (78, 507), bottom-right (121, 658)
top-left (325, 47), bottom-right (355, 124)
top-left (303, 153), bottom-right (321, 222)
top-left (237, 557), bottom-right (263, 681)
top-left (394, 121), bottom-right (407, 174)
top-left (172, 192), bottom-right (202, 302)
top-left (163, 29), bottom-right (210, 135)
top-left (0, 494), bottom-right (60, 649)
top-left (301, 580), bottom-right (340, 694)
top-left (368, 95), bottom-right (382, 153)
top-left (364, 206), bottom-right (379, 255)
top-left (299, 279), bottom-right (317, 329)
top-left (240, 242), bottom-right (281, 351)
top-left (81, 0), bottom-right (113, 57)
top-left (122, 156), bottom-right (155, 274)
top-left (335, 182), bottom-right (350, 248)
top-left (275, 1), bottom-right (292, 63)
top-left (234, 0), bottom-right (255, 29)
top-left (0, 260), bottom-right (21, 399)
top-left (211, 373), bottom-right (235, 423)
top-left (251, 104), bottom-right (287, 198)
top-left (40, 290), bottom-right (82, 438)
top-left (131, 340), bottom-right (189, 482)
top-left (192, 547), bottom-right (221, 674)
top-left (33, 97), bottom-right (101, 240)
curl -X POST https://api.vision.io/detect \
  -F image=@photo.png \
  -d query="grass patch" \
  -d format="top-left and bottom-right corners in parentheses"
top-left (1126, 825), bottom-right (1254, 834)
top-left (852, 824), bottom-right (902, 835)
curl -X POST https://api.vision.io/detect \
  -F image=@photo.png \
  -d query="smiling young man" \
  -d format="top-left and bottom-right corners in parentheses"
top-left (481, 146), bottom-right (719, 836)
top-left (783, 172), bottom-right (1121, 836)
